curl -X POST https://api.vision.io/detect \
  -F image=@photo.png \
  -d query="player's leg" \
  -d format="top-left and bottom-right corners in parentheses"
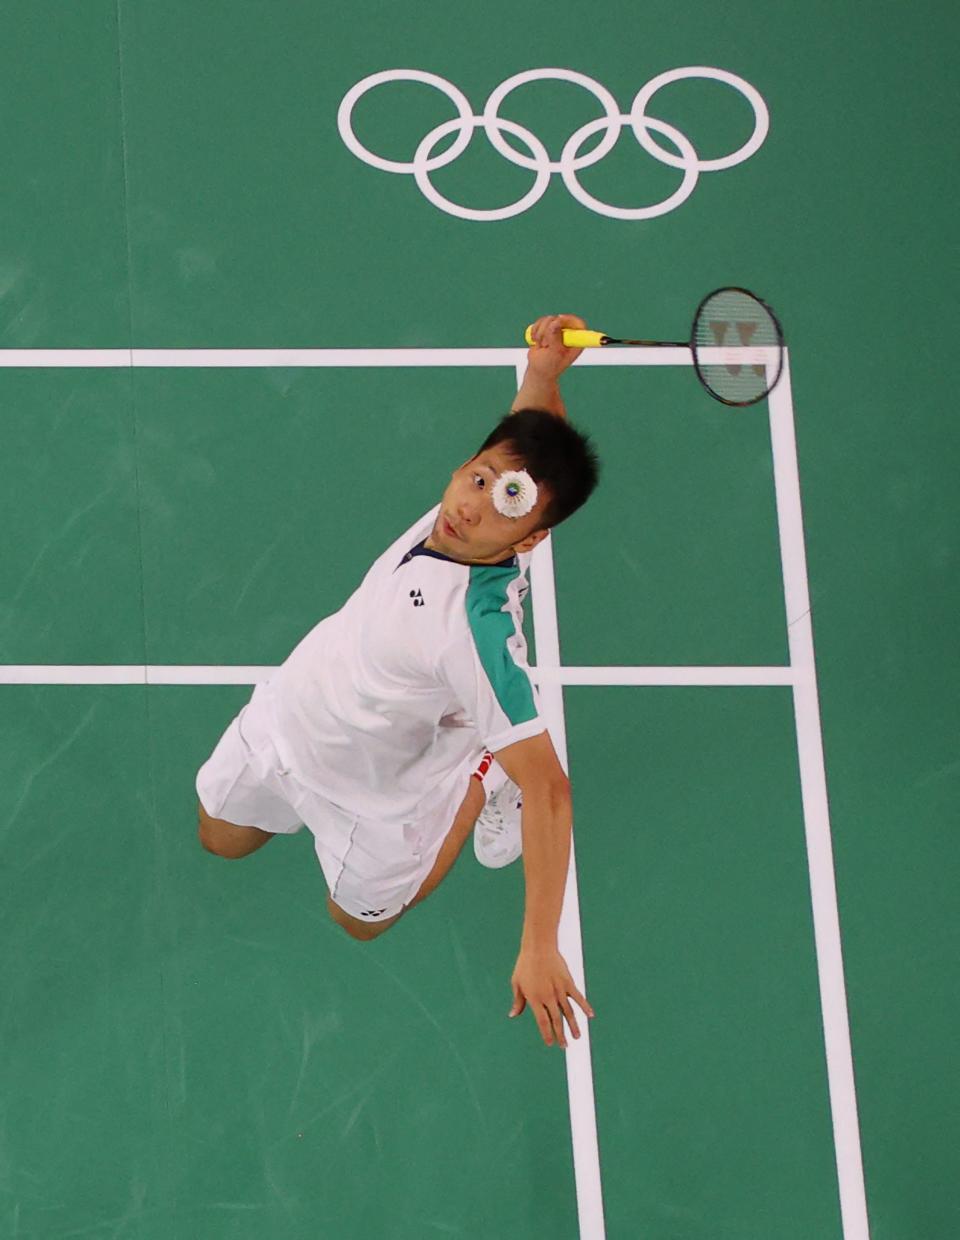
top-left (327, 775), bottom-right (485, 941)
top-left (198, 799), bottom-right (276, 859)
top-left (196, 689), bottom-right (303, 858)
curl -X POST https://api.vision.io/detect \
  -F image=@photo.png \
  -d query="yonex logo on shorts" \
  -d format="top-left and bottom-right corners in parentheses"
top-left (338, 66), bottom-right (770, 222)
top-left (410, 589), bottom-right (425, 607)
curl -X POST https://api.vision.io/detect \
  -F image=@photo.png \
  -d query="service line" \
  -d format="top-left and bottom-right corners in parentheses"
top-left (0, 665), bottom-right (794, 686)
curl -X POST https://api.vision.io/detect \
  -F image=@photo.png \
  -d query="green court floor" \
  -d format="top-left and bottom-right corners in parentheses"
top-left (1, 3), bottom-right (957, 1238)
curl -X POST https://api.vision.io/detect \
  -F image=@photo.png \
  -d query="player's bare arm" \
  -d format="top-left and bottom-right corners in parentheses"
top-left (511, 313), bottom-right (587, 419)
top-left (494, 730), bottom-right (594, 1048)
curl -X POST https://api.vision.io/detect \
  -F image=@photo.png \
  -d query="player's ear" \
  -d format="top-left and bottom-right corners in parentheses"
top-left (512, 527), bottom-right (550, 555)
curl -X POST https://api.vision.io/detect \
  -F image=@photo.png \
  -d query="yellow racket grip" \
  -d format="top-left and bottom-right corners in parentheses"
top-left (524, 325), bottom-right (606, 348)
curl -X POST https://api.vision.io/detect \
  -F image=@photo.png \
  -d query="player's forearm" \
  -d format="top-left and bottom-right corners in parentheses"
top-left (511, 368), bottom-right (568, 419)
top-left (518, 779), bottom-right (573, 950)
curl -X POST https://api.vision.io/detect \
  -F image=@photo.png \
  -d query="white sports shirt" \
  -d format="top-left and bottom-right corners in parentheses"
top-left (264, 503), bottom-right (545, 823)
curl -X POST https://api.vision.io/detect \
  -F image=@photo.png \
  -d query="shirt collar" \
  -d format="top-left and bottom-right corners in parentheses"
top-left (397, 539), bottom-right (517, 570)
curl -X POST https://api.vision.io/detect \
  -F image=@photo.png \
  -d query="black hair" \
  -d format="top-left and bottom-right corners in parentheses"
top-left (476, 408), bottom-right (600, 529)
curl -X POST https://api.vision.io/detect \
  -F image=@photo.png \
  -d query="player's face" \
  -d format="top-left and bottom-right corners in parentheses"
top-left (427, 444), bottom-right (551, 564)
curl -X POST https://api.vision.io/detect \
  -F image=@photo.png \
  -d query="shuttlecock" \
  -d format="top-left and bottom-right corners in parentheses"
top-left (492, 469), bottom-right (538, 519)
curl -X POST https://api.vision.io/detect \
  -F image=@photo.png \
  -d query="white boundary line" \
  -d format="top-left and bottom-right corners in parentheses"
top-left (0, 665), bottom-right (794, 686)
top-left (768, 356), bottom-right (871, 1240)
top-left (0, 344), bottom-right (869, 1239)
top-left (521, 362), bottom-right (606, 1240)
top-left (0, 347), bottom-right (768, 369)
top-left (0, 346), bottom-right (688, 368)
top-left (0, 345), bottom-right (764, 369)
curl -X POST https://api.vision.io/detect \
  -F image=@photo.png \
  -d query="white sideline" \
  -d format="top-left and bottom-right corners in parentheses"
top-left (520, 364), bottom-right (606, 1240)
top-left (0, 343), bottom-right (869, 1240)
top-left (768, 357), bottom-right (870, 1240)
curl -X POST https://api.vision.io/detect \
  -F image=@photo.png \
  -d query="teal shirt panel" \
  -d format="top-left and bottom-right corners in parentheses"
top-left (465, 563), bottom-right (537, 727)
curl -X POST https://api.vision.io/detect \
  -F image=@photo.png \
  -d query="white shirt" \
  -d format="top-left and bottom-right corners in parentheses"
top-left (263, 504), bottom-right (545, 823)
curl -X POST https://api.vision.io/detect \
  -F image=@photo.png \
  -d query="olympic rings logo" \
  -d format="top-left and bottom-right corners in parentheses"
top-left (337, 67), bottom-right (769, 222)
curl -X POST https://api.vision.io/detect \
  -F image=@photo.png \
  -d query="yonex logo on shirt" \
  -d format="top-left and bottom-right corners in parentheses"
top-left (409, 589), bottom-right (425, 607)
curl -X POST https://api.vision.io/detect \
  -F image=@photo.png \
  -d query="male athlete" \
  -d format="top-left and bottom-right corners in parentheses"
top-left (196, 315), bottom-right (598, 1048)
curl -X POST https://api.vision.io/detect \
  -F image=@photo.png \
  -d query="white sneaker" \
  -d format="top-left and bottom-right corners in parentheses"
top-left (474, 767), bottom-right (523, 869)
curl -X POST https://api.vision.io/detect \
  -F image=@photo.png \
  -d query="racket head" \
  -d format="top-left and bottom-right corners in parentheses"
top-left (691, 287), bottom-right (784, 407)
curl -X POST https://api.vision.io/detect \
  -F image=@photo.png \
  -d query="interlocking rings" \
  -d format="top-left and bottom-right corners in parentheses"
top-left (337, 67), bottom-right (770, 222)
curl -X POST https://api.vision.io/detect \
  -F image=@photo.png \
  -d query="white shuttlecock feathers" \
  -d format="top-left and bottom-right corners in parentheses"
top-left (492, 469), bottom-right (538, 519)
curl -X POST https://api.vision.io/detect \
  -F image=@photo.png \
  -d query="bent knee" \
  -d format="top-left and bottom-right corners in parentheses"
top-left (197, 802), bottom-right (267, 859)
top-left (198, 819), bottom-right (240, 858)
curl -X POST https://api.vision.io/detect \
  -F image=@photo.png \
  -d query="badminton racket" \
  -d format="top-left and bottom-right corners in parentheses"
top-left (525, 287), bottom-right (784, 407)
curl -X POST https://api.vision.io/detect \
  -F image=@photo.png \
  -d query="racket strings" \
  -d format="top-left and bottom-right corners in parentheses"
top-left (693, 289), bottom-right (782, 405)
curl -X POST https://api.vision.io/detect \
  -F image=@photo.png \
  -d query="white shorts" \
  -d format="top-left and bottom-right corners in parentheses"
top-left (195, 682), bottom-right (479, 923)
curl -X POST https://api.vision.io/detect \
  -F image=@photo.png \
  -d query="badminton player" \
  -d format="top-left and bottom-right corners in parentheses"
top-left (196, 314), bottom-right (599, 1048)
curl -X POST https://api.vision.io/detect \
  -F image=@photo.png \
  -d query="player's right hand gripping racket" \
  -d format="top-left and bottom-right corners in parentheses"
top-left (525, 287), bottom-right (785, 407)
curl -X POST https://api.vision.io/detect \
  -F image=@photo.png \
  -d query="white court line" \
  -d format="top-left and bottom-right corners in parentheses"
top-left (768, 356), bottom-right (871, 1240)
top-left (535, 665), bottom-right (794, 686)
top-left (0, 345), bottom-right (774, 368)
top-left (0, 346), bottom-right (689, 368)
top-left (523, 377), bottom-right (606, 1238)
top-left (0, 345), bottom-right (773, 369)
top-left (0, 665), bottom-right (794, 686)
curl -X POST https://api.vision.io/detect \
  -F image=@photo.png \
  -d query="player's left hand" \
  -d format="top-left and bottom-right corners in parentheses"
top-left (509, 944), bottom-right (595, 1048)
